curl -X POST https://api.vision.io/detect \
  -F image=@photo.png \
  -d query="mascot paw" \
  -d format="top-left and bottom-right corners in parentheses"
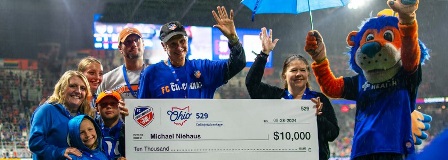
top-left (387, 0), bottom-right (419, 24)
top-left (304, 30), bottom-right (326, 62)
top-left (411, 110), bottom-right (432, 145)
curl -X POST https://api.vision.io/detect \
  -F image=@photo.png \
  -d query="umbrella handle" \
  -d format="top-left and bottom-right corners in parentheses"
top-left (307, 0), bottom-right (313, 30)
top-left (251, 0), bottom-right (262, 22)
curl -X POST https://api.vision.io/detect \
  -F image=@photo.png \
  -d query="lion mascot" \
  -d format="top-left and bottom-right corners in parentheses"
top-left (304, 0), bottom-right (431, 159)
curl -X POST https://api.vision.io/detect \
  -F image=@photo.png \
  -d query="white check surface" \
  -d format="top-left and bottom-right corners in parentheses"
top-left (125, 99), bottom-right (318, 160)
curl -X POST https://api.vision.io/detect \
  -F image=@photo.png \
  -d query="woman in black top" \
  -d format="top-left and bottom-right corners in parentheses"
top-left (245, 27), bottom-right (339, 160)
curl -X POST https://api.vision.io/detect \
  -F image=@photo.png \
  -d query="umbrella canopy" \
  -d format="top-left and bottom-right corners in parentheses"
top-left (241, 0), bottom-right (350, 29)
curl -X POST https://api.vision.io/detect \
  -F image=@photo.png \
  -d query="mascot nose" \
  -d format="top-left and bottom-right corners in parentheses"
top-left (361, 42), bottom-right (381, 58)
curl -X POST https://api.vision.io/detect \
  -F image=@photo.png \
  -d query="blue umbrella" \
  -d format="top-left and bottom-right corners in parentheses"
top-left (241, 0), bottom-right (350, 30)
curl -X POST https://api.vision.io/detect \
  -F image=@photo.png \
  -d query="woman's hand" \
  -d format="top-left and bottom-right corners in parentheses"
top-left (64, 147), bottom-right (81, 160)
top-left (311, 97), bottom-right (323, 116)
top-left (259, 27), bottom-right (279, 55)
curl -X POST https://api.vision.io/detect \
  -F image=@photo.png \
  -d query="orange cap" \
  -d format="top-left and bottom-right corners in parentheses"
top-left (95, 90), bottom-right (122, 104)
top-left (118, 27), bottom-right (142, 42)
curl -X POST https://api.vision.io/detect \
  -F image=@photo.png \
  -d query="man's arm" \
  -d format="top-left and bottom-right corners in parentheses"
top-left (224, 42), bottom-right (246, 82)
top-left (211, 6), bottom-right (246, 82)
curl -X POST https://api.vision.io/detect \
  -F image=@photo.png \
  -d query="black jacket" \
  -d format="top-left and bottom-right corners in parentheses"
top-left (224, 42), bottom-right (246, 83)
top-left (245, 53), bottom-right (340, 160)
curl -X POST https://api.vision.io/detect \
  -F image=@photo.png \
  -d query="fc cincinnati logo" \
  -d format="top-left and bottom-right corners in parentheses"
top-left (167, 106), bottom-right (192, 126)
top-left (168, 23), bottom-right (177, 30)
top-left (133, 106), bottom-right (154, 128)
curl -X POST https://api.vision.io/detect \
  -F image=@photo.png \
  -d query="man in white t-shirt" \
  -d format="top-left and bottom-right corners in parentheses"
top-left (98, 27), bottom-right (147, 99)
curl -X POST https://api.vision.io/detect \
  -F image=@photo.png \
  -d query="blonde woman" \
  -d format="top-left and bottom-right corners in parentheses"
top-left (29, 70), bottom-right (94, 160)
top-left (78, 56), bottom-right (103, 95)
top-left (77, 56), bottom-right (103, 106)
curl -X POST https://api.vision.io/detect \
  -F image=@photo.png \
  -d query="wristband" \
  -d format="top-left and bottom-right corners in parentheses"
top-left (259, 51), bottom-right (269, 59)
top-left (229, 36), bottom-right (239, 45)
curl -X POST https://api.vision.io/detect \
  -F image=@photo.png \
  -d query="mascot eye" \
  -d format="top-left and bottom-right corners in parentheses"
top-left (366, 34), bottom-right (374, 41)
top-left (383, 30), bottom-right (394, 42)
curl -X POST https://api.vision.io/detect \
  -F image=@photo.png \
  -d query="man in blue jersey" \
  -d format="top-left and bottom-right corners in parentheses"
top-left (138, 6), bottom-right (246, 98)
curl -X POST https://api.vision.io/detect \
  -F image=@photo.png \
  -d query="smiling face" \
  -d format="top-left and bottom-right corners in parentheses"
top-left (162, 34), bottom-right (188, 65)
top-left (64, 76), bottom-right (87, 111)
top-left (118, 34), bottom-right (144, 60)
top-left (81, 62), bottom-right (103, 92)
top-left (355, 27), bottom-right (402, 83)
top-left (79, 118), bottom-right (97, 150)
top-left (346, 16), bottom-right (403, 84)
top-left (282, 59), bottom-right (310, 91)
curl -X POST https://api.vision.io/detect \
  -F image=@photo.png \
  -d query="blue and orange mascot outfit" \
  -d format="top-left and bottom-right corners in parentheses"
top-left (304, 0), bottom-right (431, 159)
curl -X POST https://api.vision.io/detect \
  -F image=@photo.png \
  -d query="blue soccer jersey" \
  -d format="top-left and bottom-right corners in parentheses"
top-left (343, 67), bottom-right (421, 159)
top-left (138, 59), bottom-right (226, 98)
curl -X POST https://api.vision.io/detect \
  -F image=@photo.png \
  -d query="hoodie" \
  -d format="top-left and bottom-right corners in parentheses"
top-left (67, 115), bottom-right (108, 160)
top-left (29, 103), bottom-right (77, 160)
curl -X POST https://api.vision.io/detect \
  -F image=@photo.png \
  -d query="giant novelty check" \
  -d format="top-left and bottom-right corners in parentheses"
top-left (125, 99), bottom-right (318, 160)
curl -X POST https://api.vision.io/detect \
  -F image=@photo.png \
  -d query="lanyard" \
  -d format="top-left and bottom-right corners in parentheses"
top-left (122, 64), bottom-right (144, 98)
top-left (166, 59), bottom-right (191, 98)
top-left (283, 87), bottom-right (313, 100)
top-left (90, 93), bottom-right (97, 108)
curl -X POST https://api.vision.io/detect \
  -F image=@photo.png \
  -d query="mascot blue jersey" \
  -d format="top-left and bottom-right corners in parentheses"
top-left (138, 59), bottom-right (226, 98)
top-left (343, 66), bottom-right (421, 159)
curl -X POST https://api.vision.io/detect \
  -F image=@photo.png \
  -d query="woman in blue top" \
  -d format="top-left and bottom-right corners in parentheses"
top-left (245, 28), bottom-right (339, 160)
top-left (29, 70), bottom-right (95, 160)
top-left (67, 115), bottom-right (108, 160)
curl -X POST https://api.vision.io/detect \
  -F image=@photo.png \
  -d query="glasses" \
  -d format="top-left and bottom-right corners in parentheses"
top-left (122, 38), bottom-right (141, 46)
top-left (98, 102), bottom-right (119, 108)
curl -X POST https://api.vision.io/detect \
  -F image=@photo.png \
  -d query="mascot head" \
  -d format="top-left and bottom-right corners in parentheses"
top-left (345, 9), bottom-right (429, 83)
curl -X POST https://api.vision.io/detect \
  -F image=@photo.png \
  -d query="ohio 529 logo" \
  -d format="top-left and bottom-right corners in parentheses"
top-left (167, 106), bottom-right (192, 126)
top-left (134, 106), bottom-right (154, 128)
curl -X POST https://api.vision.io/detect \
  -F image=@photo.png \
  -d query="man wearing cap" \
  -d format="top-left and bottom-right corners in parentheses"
top-left (96, 90), bottom-right (126, 160)
top-left (98, 27), bottom-right (146, 99)
top-left (138, 6), bottom-right (246, 98)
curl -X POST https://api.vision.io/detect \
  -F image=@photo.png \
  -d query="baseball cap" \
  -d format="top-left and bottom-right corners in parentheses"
top-left (95, 90), bottom-right (122, 105)
top-left (159, 21), bottom-right (187, 43)
top-left (118, 27), bottom-right (142, 43)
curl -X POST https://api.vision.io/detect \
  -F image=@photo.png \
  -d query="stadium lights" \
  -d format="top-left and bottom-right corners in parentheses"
top-left (347, 0), bottom-right (373, 9)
